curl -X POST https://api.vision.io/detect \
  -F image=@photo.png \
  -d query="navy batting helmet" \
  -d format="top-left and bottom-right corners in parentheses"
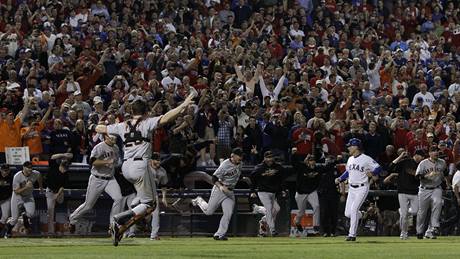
top-left (346, 138), bottom-right (362, 147)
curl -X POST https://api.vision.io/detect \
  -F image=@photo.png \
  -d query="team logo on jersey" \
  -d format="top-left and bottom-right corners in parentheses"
top-left (262, 169), bottom-right (278, 176)
top-left (224, 169), bottom-right (239, 177)
top-left (348, 164), bottom-right (365, 172)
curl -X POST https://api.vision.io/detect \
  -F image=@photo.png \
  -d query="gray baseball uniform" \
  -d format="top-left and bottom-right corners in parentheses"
top-left (194, 158), bottom-right (242, 237)
top-left (69, 141), bottom-right (122, 225)
top-left (10, 170), bottom-right (40, 226)
top-left (108, 116), bottom-right (160, 215)
top-left (150, 166), bottom-right (168, 239)
top-left (415, 158), bottom-right (446, 237)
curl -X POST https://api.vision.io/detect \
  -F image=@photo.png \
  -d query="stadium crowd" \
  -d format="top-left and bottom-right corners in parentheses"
top-left (1, 0), bottom-right (460, 238)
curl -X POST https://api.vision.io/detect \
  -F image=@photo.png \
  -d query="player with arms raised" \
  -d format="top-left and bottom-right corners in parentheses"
top-left (335, 138), bottom-right (382, 241)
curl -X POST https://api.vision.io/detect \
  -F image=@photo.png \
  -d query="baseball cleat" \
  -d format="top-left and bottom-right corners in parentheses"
top-left (111, 221), bottom-right (120, 247)
top-left (150, 236), bottom-right (160, 241)
top-left (270, 231), bottom-right (279, 237)
top-left (323, 233), bottom-right (330, 237)
top-left (416, 234), bottom-right (423, 239)
top-left (345, 236), bottom-right (356, 241)
top-left (400, 232), bottom-right (408, 240)
top-left (213, 235), bottom-right (228, 241)
top-left (69, 223), bottom-right (76, 234)
top-left (296, 223), bottom-right (303, 233)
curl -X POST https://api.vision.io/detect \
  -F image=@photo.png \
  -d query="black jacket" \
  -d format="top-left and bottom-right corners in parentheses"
top-left (250, 162), bottom-right (286, 193)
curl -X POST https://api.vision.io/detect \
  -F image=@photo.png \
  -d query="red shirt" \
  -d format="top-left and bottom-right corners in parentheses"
top-left (292, 127), bottom-right (314, 155)
top-left (407, 139), bottom-right (428, 155)
top-left (393, 128), bottom-right (409, 149)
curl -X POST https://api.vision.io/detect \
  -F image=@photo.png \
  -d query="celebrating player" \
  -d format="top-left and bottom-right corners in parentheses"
top-left (69, 134), bottom-right (122, 234)
top-left (96, 92), bottom-right (195, 246)
top-left (250, 151), bottom-right (286, 237)
top-left (3, 161), bottom-right (43, 238)
top-left (191, 147), bottom-right (243, 240)
top-left (0, 164), bottom-right (13, 234)
top-left (335, 138), bottom-right (382, 241)
top-left (292, 154), bottom-right (324, 236)
top-left (415, 146), bottom-right (447, 239)
top-left (46, 153), bottom-right (73, 235)
top-left (385, 150), bottom-right (423, 240)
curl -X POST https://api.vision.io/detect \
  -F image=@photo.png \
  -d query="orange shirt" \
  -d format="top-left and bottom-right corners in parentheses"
top-left (21, 122), bottom-right (45, 155)
top-left (0, 118), bottom-right (22, 152)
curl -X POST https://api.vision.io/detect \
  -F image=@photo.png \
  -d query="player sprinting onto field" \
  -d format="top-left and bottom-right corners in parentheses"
top-left (335, 138), bottom-right (382, 241)
top-left (96, 93), bottom-right (194, 246)
top-left (68, 134), bottom-right (122, 233)
top-left (191, 148), bottom-right (243, 240)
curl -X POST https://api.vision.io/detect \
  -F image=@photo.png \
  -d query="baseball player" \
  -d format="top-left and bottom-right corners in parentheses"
top-left (415, 146), bottom-right (447, 239)
top-left (149, 152), bottom-right (168, 241)
top-left (191, 147), bottom-right (243, 240)
top-left (3, 161), bottom-right (43, 238)
top-left (451, 164), bottom-right (460, 227)
top-left (46, 153), bottom-right (73, 235)
top-left (0, 164), bottom-right (13, 234)
top-left (292, 154), bottom-right (325, 236)
top-left (114, 169), bottom-right (137, 238)
top-left (96, 93), bottom-right (194, 246)
top-left (335, 138), bottom-right (382, 241)
top-left (69, 134), bottom-right (122, 233)
top-left (250, 151), bottom-right (286, 237)
top-left (385, 150), bottom-right (422, 240)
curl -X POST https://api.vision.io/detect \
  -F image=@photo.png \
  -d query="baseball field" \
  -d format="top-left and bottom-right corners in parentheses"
top-left (0, 236), bottom-right (458, 258)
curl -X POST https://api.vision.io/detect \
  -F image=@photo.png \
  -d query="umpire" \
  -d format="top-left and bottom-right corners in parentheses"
top-left (250, 151), bottom-right (287, 236)
top-left (385, 150), bottom-right (422, 240)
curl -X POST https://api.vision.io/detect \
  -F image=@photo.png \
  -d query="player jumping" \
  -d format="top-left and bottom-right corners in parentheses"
top-left (96, 93), bottom-right (194, 246)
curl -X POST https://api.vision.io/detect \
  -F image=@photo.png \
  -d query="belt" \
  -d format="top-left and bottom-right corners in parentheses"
top-left (350, 183), bottom-right (366, 188)
top-left (123, 157), bottom-right (143, 162)
top-left (420, 185), bottom-right (441, 190)
top-left (93, 175), bottom-right (113, 180)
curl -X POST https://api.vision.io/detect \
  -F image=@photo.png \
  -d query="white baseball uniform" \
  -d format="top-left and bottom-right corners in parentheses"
top-left (10, 170), bottom-right (41, 226)
top-left (339, 153), bottom-right (381, 238)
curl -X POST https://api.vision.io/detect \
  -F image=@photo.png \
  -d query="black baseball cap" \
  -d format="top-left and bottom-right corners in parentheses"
top-left (23, 161), bottom-right (33, 168)
top-left (414, 150), bottom-right (426, 157)
top-left (264, 151), bottom-right (274, 158)
top-left (152, 152), bottom-right (161, 161)
top-left (231, 148), bottom-right (244, 157)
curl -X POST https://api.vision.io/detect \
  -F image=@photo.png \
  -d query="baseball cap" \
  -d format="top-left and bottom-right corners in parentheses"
top-left (264, 151), bottom-right (274, 158)
top-left (231, 147), bottom-right (244, 157)
top-left (152, 152), bottom-right (161, 161)
top-left (414, 149), bottom-right (426, 157)
top-left (0, 164), bottom-right (9, 170)
top-left (426, 132), bottom-right (434, 138)
top-left (438, 140), bottom-right (447, 146)
top-left (429, 145), bottom-right (439, 152)
top-left (346, 138), bottom-right (362, 147)
top-left (93, 96), bottom-right (103, 104)
top-left (306, 154), bottom-right (316, 161)
top-left (73, 90), bottom-right (82, 96)
top-left (23, 161), bottom-right (33, 168)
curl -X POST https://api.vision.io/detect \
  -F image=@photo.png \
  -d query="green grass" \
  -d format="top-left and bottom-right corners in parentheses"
top-left (0, 236), bottom-right (459, 258)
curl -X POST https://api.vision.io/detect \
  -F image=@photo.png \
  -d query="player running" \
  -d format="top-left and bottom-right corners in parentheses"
top-left (96, 93), bottom-right (194, 246)
top-left (250, 151), bottom-right (287, 237)
top-left (415, 146), bottom-right (447, 239)
top-left (3, 161), bottom-right (43, 238)
top-left (335, 138), bottom-right (382, 241)
top-left (68, 134), bottom-right (122, 234)
top-left (191, 148), bottom-right (243, 240)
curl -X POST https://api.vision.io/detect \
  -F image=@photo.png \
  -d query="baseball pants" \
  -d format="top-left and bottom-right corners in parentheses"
top-left (122, 159), bottom-right (157, 216)
top-left (1, 198), bottom-right (11, 224)
top-left (69, 175), bottom-right (123, 224)
top-left (257, 192), bottom-right (280, 233)
top-left (416, 187), bottom-right (442, 235)
top-left (398, 193), bottom-right (418, 235)
top-left (344, 184), bottom-right (369, 238)
top-left (150, 195), bottom-right (160, 238)
top-left (46, 188), bottom-right (64, 233)
top-left (195, 185), bottom-right (235, 237)
top-left (10, 194), bottom-right (35, 226)
top-left (295, 191), bottom-right (320, 228)
top-left (120, 193), bottom-right (137, 236)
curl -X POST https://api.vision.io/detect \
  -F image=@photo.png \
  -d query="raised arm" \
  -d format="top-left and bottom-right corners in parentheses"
top-left (158, 92), bottom-right (196, 127)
